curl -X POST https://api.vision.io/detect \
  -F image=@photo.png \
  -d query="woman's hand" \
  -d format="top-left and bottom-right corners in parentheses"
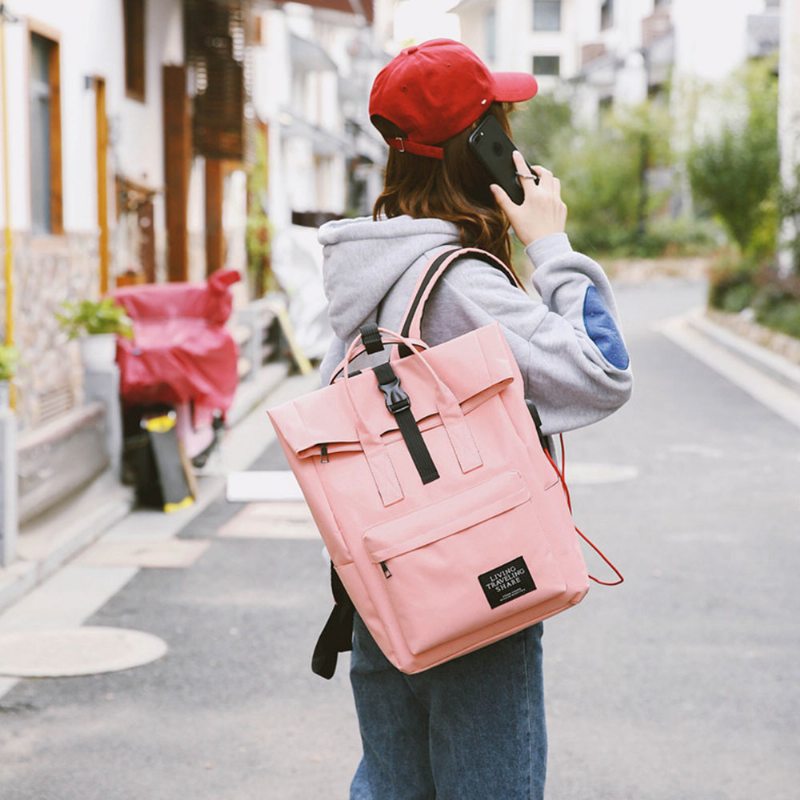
top-left (490, 151), bottom-right (567, 247)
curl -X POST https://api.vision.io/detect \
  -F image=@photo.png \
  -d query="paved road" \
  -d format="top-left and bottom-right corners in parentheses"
top-left (1, 278), bottom-right (799, 799)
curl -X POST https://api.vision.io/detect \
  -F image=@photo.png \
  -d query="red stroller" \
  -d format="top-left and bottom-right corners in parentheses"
top-left (114, 269), bottom-right (241, 472)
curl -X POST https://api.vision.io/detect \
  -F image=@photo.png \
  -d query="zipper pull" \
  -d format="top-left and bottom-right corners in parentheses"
top-left (380, 561), bottom-right (392, 578)
top-left (320, 443), bottom-right (329, 463)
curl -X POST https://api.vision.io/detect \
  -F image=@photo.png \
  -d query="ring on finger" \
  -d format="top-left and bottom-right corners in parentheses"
top-left (516, 172), bottom-right (541, 183)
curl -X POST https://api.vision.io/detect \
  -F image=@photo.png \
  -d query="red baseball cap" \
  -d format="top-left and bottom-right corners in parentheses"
top-left (369, 39), bottom-right (538, 160)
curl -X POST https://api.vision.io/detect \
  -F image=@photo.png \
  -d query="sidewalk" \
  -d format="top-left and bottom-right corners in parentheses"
top-left (0, 362), bottom-right (290, 616)
top-left (659, 306), bottom-right (800, 430)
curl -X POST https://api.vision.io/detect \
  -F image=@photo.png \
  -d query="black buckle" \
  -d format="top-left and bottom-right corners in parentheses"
top-left (378, 375), bottom-right (410, 414)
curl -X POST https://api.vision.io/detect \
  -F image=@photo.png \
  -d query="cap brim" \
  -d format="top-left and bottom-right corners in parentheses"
top-left (492, 72), bottom-right (538, 103)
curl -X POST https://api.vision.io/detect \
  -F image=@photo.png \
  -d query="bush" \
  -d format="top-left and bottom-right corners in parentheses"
top-left (751, 278), bottom-right (800, 338)
top-left (708, 257), bottom-right (800, 339)
top-left (708, 257), bottom-right (759, 311)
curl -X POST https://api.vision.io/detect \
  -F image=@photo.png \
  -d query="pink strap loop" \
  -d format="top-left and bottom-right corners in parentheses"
top-left (329, 336), bottom-right (429, 386)
top-left (340, 327), bottom-right (483, 505)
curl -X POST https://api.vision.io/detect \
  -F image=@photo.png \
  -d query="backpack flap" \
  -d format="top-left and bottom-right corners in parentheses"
top-left (269, 322), bottom-right (518, 464)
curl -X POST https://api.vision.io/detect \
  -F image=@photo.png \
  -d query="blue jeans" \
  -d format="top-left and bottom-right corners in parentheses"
top-left (349, 614), bottom-right (547, 800)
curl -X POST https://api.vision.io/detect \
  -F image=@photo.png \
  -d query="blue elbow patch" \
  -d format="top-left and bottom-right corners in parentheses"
top-left (582, 285), bottom-right (630, 369)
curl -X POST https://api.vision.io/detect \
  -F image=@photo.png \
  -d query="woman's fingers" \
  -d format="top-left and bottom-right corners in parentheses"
top-left (512, 150), bottom-right (533, 177)
top-left (490, 183), bottom-right (513, 214)
top-left (531, 164), bottom-right (554, 192)
top-left (493, 156), bottom-right (566, 246)
top-left (512, 151), bottom-right (539, 200)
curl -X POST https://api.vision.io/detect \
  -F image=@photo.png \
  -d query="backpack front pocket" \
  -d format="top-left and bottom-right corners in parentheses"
top-left (362, 471), bottom-right (568, 655)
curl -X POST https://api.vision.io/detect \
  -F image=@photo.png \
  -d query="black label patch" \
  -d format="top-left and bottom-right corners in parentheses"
top-left (479, 556), bottom-right (536, 609)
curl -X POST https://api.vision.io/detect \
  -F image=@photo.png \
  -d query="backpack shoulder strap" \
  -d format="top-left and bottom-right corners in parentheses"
top-left (399, 247), bottom-right (522, 343)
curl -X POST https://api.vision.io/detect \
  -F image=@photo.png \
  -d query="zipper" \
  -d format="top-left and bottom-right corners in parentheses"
top-left (320, 443), bottom-right (329, 463)
top-left (380, 561), bottom-right (392, 578)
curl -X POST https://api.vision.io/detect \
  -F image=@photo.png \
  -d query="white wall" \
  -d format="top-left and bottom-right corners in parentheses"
top-left (0, 0), bottom-right (181, 234)
top-left (671, 0), bottom-right (764, 83)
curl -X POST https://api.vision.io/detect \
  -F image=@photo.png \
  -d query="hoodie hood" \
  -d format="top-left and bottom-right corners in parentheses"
top-left (319, 215), bottom-right (460, 340)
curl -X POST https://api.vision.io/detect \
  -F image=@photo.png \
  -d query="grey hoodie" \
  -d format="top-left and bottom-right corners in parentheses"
top-left (318, 215), bottom-right (632, 435)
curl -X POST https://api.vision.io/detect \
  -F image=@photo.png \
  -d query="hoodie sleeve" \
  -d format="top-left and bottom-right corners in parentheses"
top-left (420, 233), bottom-right (632, 435)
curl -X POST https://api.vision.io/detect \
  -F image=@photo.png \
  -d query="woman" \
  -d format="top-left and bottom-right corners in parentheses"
top-left (318, 39), bottom-right (632, 800)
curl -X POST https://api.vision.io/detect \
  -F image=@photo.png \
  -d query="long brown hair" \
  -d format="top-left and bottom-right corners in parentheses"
top-left (372, 103), bottom-right (516, 268)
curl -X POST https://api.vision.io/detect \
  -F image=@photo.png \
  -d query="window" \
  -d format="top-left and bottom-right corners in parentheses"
top-left (533, 0), bottom-right (561, 32)
top-left (123, 0), bottom-right (146, 100)
top-left (30, 32), bottom-right (62, 234)
top-left (532, 55), bottom-right (560, 76)
top-left (485, 8), bottom-right (497, 62)
top-left (601, 0), bottom-right (614, 30)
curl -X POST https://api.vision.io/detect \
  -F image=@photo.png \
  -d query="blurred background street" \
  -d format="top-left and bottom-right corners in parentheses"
top-left (1, 0), bottom-right (799, 797)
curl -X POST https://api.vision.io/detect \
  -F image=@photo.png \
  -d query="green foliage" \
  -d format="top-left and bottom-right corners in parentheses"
top-left (0, 343), bottom-right (19, 381)
top-left (638, 216), bottom-right (722, 258)
top-left (514, 96), bottom-right (676, 254)
top-left (708, 251), bottom-right (760, 311)
top-left (562, 103), bottom-right (673, 253)
top-left (708, 256), bottom-right (800, 339)
top-left (512, 92), bottom-right (575, 166)
top-left (56, 297), bottom-right (133, 340)
top-left (751, 279), bottom-right (800, 338)
top-left (755, 294), bottom-right (800, 338)
top-left (779, 163), bottom-right (800, 274)
top-left (687, 58), bottom-right (779, 256)
top-left (246, 128), bottom-right (276, 296)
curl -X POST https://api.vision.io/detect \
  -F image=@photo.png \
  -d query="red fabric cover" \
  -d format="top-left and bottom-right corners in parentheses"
top-left (114, 270), bottom-right (241, 418)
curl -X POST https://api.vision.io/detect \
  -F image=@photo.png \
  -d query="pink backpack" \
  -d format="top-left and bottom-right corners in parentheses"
top-left (267, 247), bottom-right (621, 675)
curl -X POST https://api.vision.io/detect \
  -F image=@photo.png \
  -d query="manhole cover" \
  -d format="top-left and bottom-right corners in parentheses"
top-left (0, 627), bottom-right (168, 678)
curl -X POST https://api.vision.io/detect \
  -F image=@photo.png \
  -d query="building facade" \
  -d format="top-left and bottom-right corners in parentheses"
top-left (0, 0), bottom-right (383, 529)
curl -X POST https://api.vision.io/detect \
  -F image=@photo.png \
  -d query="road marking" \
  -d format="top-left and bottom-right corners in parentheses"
top-left (226, 470), bottom-right (303, 502)
top-left (667, 443), bottom-right (724, 458)
top-left (218, 502), bottom-right (317, 540)
top-left (657, 313), bottom-right (800, 430)
top-left (74, 538), bottom-right (211, 569)
top-left (565, 463), bottom-right (640, 484)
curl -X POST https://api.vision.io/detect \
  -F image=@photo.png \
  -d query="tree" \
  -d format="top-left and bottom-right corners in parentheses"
top-left (687, 58), bottom-right (779, 256)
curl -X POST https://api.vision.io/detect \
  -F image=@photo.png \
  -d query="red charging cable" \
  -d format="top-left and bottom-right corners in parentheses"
top-left (544, 433), bottom-right (624, 587)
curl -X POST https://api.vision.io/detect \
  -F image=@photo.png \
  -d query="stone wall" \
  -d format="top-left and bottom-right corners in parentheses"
top-left (0, 232), bottom-right (99, 431)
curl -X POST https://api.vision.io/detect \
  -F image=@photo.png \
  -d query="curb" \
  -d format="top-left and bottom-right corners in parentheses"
top-left (0, 361), bottom-right (291, 616)
top-left (685, 311), bottom-right (800, 395)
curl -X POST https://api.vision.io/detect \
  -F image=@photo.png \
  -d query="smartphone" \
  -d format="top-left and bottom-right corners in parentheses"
top-left (467, 115), bottom-right (538, 205)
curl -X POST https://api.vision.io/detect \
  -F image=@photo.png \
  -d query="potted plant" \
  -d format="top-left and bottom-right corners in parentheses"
top-left (0, 343), bottom-right (19, 407)
top-left (56, 297), bottom-right (134, 370)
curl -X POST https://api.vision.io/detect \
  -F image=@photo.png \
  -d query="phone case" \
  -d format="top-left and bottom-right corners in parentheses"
top-left (468, 116), bottom-right (527, 205)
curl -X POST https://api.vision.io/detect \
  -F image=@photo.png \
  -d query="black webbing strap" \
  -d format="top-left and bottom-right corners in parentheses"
top-left (359, 322), bottom-right (384, 354)
top-left (526, 399), bottom-right (552, 456)
top-left (373, 361), bottom-right (439, 484)
top-left (311, 563), bottom-right (355, 679)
